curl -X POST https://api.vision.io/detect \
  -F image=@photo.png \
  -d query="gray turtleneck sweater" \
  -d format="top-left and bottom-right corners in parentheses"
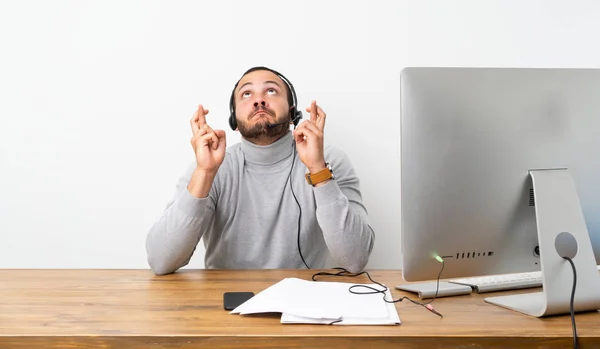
top-left (146, 131), bottom-right (375, 275)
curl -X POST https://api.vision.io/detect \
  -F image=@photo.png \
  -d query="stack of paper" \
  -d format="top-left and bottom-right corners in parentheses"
top-left (230, 277), bottom-right (400, 325)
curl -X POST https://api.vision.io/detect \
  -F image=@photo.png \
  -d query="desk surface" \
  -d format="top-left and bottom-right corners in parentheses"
top-left (0, 269), bottom-right (598, 349)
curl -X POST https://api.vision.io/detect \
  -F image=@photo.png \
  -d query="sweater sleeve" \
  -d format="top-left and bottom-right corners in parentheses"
top-left (145, 163), bottom-right (216, 275)
top-left (313, 147), bottom-right (375, 273)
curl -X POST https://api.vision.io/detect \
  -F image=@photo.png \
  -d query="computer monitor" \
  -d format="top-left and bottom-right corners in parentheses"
top-left (399, 67), bottom-right (600, 317)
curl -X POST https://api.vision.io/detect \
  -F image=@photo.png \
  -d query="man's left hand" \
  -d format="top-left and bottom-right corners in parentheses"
top-left (294, 100), bottom-right (327, 174)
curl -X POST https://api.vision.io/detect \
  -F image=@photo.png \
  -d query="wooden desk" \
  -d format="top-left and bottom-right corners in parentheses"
top-left (0, 269), bottom-right (598, 348)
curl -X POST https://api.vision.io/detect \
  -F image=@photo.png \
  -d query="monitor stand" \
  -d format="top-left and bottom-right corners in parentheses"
top-left (484, 168), bottom-right (600, 317)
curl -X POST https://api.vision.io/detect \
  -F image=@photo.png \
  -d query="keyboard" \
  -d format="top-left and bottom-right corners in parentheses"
top-left (448, 265), bottom-right (600, 293)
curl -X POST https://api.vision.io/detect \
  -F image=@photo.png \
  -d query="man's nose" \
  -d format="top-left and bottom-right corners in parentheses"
top-left (253, 100), bottom-right (267, 108)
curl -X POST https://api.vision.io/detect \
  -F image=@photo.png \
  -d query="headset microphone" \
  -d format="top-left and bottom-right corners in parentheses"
top-left (267, 121), bottom-right (289, 129)
top-left (267, 111), bottom-right (301, 129)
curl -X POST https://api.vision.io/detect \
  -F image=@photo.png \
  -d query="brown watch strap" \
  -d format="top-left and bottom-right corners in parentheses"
top-left (305, 163), bottom-right (334, 186)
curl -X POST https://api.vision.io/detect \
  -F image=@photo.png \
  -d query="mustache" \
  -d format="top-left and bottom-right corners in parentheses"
top-left (249, 105), bottom-right (275, 118)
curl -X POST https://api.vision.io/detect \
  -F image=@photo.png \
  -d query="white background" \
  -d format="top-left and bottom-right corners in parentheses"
top-left (1, 0), bottom-right (599, 270)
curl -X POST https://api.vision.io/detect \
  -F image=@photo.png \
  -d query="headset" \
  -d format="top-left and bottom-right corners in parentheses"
top-left (228, 66), bottom-right (303, 131)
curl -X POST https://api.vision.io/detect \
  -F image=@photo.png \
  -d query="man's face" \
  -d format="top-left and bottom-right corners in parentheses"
top-left (233, 69), bottom-right (291, 143)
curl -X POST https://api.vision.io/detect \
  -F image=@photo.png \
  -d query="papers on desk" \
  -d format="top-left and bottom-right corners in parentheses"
top-left (230, 277), bottom-right (400, 325)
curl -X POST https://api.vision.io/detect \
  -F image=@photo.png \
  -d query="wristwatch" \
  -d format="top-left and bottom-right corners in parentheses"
top-left (305, 162), bottom-right (334, 186)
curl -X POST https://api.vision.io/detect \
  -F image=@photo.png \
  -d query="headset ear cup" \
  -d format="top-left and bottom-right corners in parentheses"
top-left (229, 113), bottom-right (237, 130)
top-left (288, 106), bottom-right (302, 127)
top-left (294, 110), bottom-right (303, 126)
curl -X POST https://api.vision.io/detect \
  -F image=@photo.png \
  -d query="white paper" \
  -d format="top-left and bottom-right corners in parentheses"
top-left (230, 277), bottom-right (401, 325)
top-left (280, 288), bottom-right (400, 325)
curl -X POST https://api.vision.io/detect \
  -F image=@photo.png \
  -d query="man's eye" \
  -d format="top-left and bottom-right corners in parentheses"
top-left (267, 88), bottom-right (277, 95)
top-left (242, 91), bottom-right (251, 98)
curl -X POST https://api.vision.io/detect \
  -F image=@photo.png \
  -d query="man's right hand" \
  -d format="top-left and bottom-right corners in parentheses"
top-left (187, 104), bottom-right (226, 198)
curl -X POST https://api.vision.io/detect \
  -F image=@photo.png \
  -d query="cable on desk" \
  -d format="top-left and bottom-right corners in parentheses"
top-left (312, 257), bottom-right (450, 318)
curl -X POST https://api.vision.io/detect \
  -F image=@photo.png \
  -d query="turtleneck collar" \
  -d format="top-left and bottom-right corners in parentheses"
top-left (240, 131), bottom-right (295, 165)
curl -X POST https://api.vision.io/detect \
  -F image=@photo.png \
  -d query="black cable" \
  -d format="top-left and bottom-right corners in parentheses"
top-left (563, 257), bottom-right (578, 349)
top-left (312, 258), bottom-right (450, 318)
top-left (288, 138), bottom-right (309, 269)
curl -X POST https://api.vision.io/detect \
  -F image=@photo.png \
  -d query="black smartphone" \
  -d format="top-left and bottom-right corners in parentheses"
top-left (223, 291), bottom-right (255, 310)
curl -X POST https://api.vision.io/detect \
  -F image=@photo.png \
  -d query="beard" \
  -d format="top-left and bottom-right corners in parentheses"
top-left (237, 106), bottom-right (290, 143)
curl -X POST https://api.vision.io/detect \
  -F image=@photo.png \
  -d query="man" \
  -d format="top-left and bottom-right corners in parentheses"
top-left (146, 66), bottom-right (374, 275)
